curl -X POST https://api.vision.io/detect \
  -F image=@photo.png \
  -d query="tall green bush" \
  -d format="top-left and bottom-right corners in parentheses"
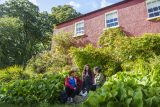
top-left (25, 32), bottom-right (80, 74)
top-left (70, 44), bottom-right (122, 76)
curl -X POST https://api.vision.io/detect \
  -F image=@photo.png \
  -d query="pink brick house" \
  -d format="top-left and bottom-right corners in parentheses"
top-left (54, 0), bottom-right (160, 45)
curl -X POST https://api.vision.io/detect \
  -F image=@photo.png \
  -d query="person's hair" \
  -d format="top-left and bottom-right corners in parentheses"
top-left (83, 64), bottom-right (92, 75)
top-left (69, 70), bottom-right (75, 76)
top-left (94, 66), bottom-right (101, 73)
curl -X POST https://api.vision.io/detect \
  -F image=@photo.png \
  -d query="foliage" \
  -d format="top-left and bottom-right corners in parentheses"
top-left (25, 32), bottom-right (81, 74)
top-left (98, 27), bottom-right (126, 47)
top-left (84, 57), bottom-right (160, 107)
top-left (0, 65), bottom-right (29, 83)
top-left (0, 17), bottom-right (24, 67)
top-left (0, 0), bottom-right (55, 67)
top-left (70, 28), bottom-right (160, 77)
top-left (52, 32), bottom-right (79, 53)
top-left (0, 73), bottom-right (67, 105)
top-left (25, 51), bottom-right (68, 74)
top-left (70, 44), bottom-right (122, 76)
top-left (51, 5), bottom-right (81, 24)
top-left (0, 0), bottom-right (82, 68)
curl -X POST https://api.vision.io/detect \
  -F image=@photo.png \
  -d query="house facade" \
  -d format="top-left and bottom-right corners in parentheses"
top-left (54, 0), bottom-right (160, 45)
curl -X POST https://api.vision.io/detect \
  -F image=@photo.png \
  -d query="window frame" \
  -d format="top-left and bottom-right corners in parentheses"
top-left (105, 10), bottom-right (119, 29)
top-left (74, 20), bottom-right (85, 37)
top-left (146, 0), bottom-right (160, 20)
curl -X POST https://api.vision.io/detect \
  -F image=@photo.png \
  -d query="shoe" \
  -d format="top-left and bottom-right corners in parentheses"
top-left (82, 91), bottom-right (87, 97)
top-left (79, 91), bottom-right (83, 96)
top-left (70, 98), bottom-right (73, 103)
top-left (67, 97), bottom-right (73, 103)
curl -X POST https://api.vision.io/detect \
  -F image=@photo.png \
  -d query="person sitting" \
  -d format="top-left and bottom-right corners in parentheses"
top-left (92, 66), bottom-right (105, 91)
top-left (80, 64), bottom-right (94, 96)
top-left (65, 70), bottom-right (79, 103)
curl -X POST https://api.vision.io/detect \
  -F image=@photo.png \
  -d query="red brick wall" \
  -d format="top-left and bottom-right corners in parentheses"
top-left (54, 0), bottom-right (160, 45)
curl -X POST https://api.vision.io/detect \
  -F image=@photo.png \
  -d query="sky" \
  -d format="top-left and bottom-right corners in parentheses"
top-left (0, 0), bottom-right (123, 14)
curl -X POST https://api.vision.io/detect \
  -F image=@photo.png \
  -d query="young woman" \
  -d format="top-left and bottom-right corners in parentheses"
top-left (81, 64), bottom-right (94, 92)
top-left (65, 70), bottom-right (79, 102)
top-left (92, 66), bottom-right (105, 90)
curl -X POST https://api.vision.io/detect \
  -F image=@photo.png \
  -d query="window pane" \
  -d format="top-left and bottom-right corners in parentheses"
top-left (107, 20), bottom-right (110, 23)
top-left (114, 18), bottom-right (118, 21)
top-left (115, 22), bottom-right (118, 26)
top-left (76, 24), bottom-right (80, 28)
top-left (158, 0), bottom-right (160, 6)
top-left (154, 12), bottom-right (160, 16)
top-left (107, 24), bottom-right (110, 27)
top-left (153, 7), bottom-right (158, 11)
top-left (149, 13), bottom-right (154, 17)
top-left (110, 19), bottom-right (114, 22)
top-left (147, 0), bottom-right (157, 8)
top-left (148, 8), bottom-right (153, 12)
top-left (111, 23), bottom-right (114, 27)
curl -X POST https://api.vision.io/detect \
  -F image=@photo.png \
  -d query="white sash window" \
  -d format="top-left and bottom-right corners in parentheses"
top-left (105, 10), bottom-right (119, 28)
top-left (146, 0), bottom-right (160, 18)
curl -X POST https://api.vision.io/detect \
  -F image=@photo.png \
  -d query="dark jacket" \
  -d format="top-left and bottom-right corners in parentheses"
top-left (82, 70), bottom-right (94, 85)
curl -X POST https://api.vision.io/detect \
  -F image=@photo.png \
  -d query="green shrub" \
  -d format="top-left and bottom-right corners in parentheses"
top-left (25, 32), bottom-right (81, 74)
top-left (124, 34), bottom-right (160, 61)
top-left (70, 44), bottom-right (122, 76)
top-left (83, 56), bottom-right (160, 107)
top-left (0, 65), bottom-right (29, 83)
top-left (0, 72), bottom-right (67, 105)
top-left (98, 27), bottom-right (126, 47)
top-left (25, 51), bottom-right (68, 74)
top-left (52, 32), bottom-right (78, 54)
top-left (84, 71), bottom-right (160, 107)
top-left (98, 28), bottom-right (160, 61)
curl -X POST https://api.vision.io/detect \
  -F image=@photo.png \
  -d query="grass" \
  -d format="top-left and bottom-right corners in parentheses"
top-left (0, 102), bottom-right (81, 107)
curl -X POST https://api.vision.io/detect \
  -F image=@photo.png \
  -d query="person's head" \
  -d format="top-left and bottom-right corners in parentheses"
top-left (94, 66), bottom-right (101, 74)
top-left (69, 70), bottom-right (75, 77)
top-left (84, 64), bottom-right (90, 71)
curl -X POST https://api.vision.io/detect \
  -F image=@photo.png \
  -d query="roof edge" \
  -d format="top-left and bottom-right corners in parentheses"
top-left (56, 0), bottom-right (128, 26)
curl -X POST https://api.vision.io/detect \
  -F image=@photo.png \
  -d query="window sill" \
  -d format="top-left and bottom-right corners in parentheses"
top-left (73, 33), bottom-right (85, 37)
top-left (103, 25), bottom-right (120, 31)
top-left (147, 16), bottom-right (160, 21)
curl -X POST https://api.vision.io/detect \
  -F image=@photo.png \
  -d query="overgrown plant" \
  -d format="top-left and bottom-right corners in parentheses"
top-left (84, 57), bottom-right (160, 107)
top-left (70, 44), bottom-right (122, 76)
top-left (0, 73), bottom-right (67, 105)
top-left (52, 32), bottom-right (78, 54)
top-left (0, 65), bottom-right (29, 83)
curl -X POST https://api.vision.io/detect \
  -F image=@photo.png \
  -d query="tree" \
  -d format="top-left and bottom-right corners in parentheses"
top-left (51, 5), bottom-right (82, 24)
top-left (0, 17), bottom-right (24, 67)
top-left (0, 0), bottom-right (82, 68)
top-left (0, 0), bottom-right (55, 67)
